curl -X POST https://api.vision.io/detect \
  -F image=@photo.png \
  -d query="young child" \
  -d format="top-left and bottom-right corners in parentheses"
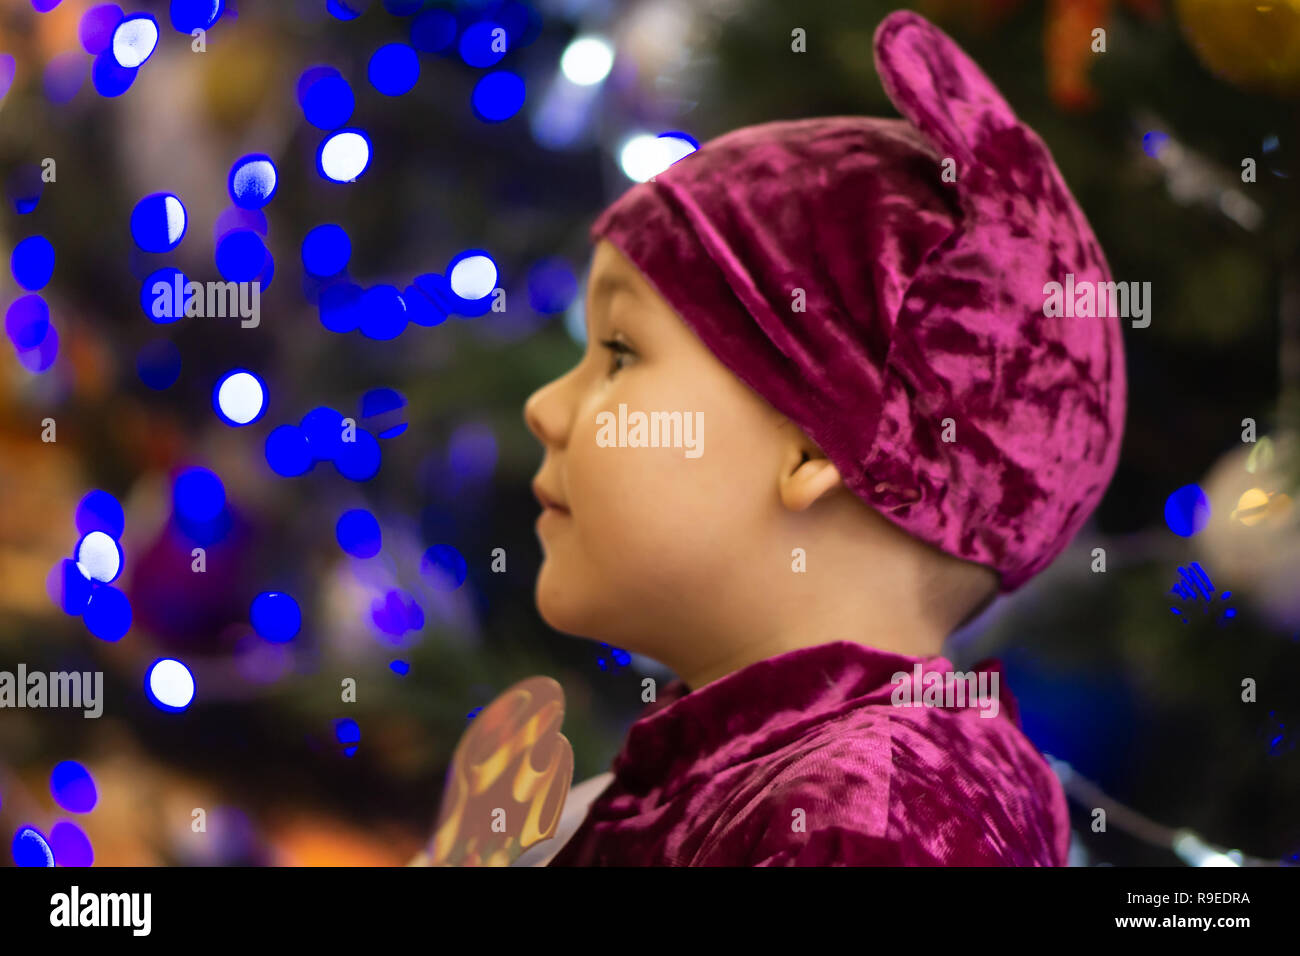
top-left (521, 10), bottom-right (1125, 866)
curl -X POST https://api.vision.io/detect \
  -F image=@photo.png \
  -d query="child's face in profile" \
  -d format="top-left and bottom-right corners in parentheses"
top-left (524, 239), bottom-right (798, 661)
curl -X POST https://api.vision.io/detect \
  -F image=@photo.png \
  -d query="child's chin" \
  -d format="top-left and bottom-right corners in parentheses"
top-left (533, 562), bottom-right (590, 636)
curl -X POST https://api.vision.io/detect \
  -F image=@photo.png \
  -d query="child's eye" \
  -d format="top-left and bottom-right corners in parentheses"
top-left (599, 338), bottom-right (635, 377)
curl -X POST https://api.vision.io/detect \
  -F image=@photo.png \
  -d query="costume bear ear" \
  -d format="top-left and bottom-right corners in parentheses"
top-left (873, 10), bottom-right (1025, 173)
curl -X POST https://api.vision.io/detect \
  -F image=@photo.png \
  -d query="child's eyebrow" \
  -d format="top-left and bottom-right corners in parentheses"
top-left (589, 272), bottom-right (642, 308)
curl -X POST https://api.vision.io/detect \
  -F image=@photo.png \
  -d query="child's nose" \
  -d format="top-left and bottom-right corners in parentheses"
top-left (524, 372), bottom-right (575, 449)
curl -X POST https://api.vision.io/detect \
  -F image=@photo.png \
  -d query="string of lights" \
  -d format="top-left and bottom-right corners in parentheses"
top-left (1048, 756), bottom-right (1290, 867)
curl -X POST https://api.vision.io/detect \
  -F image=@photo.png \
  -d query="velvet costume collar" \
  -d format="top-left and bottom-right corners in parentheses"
top-left (611, 640), bottom-right (1019, 799)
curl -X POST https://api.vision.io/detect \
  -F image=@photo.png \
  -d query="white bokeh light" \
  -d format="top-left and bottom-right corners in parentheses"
top-left (560, 36), bottom-right (614, 86)
top-left (449, 255), bottom-right (498, 300)
top-left (319, 131), bottom-right (371, 183)
top-left (148, 659), bottom-right (195, 711)
top-left (618, 133), bottom-right (697, 182)
top-left (658, 133), bottom-right (698, 166)
top-left (76, 531), bottom-right (122, 584)
top-left (157, 195), bottom-right (187, 247)
top-left (216, 371), bottom-right (266, 426)
top-left (232, 160), bottom-right (277, 205)
top-left (112, 16), bottom-right (159, 69)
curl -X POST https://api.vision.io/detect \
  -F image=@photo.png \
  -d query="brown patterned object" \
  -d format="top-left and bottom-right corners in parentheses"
top-left (411, 676), bottom-right (573, 867)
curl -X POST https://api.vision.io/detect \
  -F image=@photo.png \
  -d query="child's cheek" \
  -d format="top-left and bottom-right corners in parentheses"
top-left (567, 408), bottom-right (743, 592)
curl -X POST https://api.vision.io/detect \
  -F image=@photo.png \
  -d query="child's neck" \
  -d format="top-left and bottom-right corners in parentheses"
top-left (679, 626), bottom-right (948, 692)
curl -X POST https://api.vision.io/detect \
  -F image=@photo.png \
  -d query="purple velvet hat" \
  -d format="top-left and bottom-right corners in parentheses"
top-left (589, 10), bottom-right (1126, 592)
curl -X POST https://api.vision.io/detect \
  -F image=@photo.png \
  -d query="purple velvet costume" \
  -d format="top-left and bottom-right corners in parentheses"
top-left (549, 642), bottom-right (1069, 866)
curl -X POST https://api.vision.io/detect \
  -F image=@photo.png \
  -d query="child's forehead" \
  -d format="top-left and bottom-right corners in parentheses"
top-left (586, 240), bottom-right (663, 321)
top-left (588, 240), bottom-right (648, 297)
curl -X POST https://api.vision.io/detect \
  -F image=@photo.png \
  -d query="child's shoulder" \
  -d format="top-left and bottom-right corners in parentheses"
top-left (696, 700), bottom-right (1067, 865)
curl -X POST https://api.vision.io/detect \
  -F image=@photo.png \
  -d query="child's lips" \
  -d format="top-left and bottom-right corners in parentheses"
top-left (532, 482), bottom-right (571, 514)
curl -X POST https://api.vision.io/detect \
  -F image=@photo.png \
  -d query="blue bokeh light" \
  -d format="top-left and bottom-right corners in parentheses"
top-left (319, 281), bottom-right (363, 333)
top-left (302, 224), bottom-right (351, 277)
top-left (50, 760), bottom-right (98, 813)
top-left (412, 272), bottom-right (455, 315)
top-left (335, 717), bottom-right (360, 759)
top-left (360, 387), bottom-right (407, 438)
top-left (493, 1), bottom-right (538, 47)
top-left (251, 591), bottom-right (302, 643)
top-left (214, 204), bottom-right (268, 244)
top-left (215, 229), bottom-right (267, 282)
top-left (368, 42), bottom-right (419, 96)
top-left (421, 544), bottom-right (467, 591)
top-left (9, 163), bottom-right (44, 214)
top-left (327, 0), bottom-right (368, 21)
top-left (6, 294), bottom-right (51, 350)
top-left (264, 424), bottom-right (314, 477)
top-left (372, 588), bottom-right (422, 637)
top-left (12, 827), bottom-right (54, 867)
top-left (228, 154), bottom-right (278, 210)
top-left (0, 54), bottom-right (14, 101)
top-left (50, 558), bottom-right (92, 615)
top-left (527, 258), bottom-right (578, 314)
top-left (83, 584), bottom-right (132, 641)
top-left (336, 718), bottom-right (360, 742)
top-left (1165, 484), bottom-right (1211, 537)
top-left (173, 467), bottom-right (226, 523)
top-left (336, 508), bottom-right (382, 558)
top-left (137, 338), bottom-right (182, 389)
top-left (297, 64), bottom-right (336, 103)
top-left (459, 20), bottom-right (507, 68)
top-left (255, 250), bottom-right (275, 293)
top-left (359, 284), bottom-right (408, 340)
top-left (404, 283), bottom-right (447, 327)
top-left (301, 406), bottom-right (346, 461)
top-left (1142, 131), bottom-right (1170, 160)
top-left (91, 49), bottom-right (137, 96)
top-left (141, 267), bottom-right (191, 323)
top-left (300, 71), bottom-right (354, 130)
top-left (448, 421), bottom-right (497, 482)
top-left (16, 324), bottom-right (59, 373)
top-left (390, 659), bottom-right (410, 676)
top-left (333, 428), bottom-right (382, 481)
top-left (169, 0), bottom-right (223, 33)
top-left (48, 822), bottom-right (94, 867)
top-left (76, 489), bottom-right (124, 538)
top-left (130, 193), bottom-right (187, 253)
top-left (43, 52), bottom-right (86, 104)
top-left (471, 70), bottom-right (525, 122)
top-left (410, 9), bottom-right (456, 52)
top-left (81, 4), bottom-right (124, 55)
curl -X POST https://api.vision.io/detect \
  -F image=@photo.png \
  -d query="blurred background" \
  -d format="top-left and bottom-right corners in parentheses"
top-left (0, 0), bottom-right (1297, 866)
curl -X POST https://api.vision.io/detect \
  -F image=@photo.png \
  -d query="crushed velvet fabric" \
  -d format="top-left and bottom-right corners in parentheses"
top-left (547, 641), bottom-right (1070, 866)
top-left (590, 10), bottom-right (1126, 591)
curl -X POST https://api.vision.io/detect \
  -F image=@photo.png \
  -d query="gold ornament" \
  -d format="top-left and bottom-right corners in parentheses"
top-left (1175, 0), bottom-right (1300, 96)
top-left (1199, 432), bottom-right (1300, 629)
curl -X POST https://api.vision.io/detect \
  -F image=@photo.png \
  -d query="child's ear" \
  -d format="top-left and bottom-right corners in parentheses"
top-left (778, 449), bottom-right (844, 512)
